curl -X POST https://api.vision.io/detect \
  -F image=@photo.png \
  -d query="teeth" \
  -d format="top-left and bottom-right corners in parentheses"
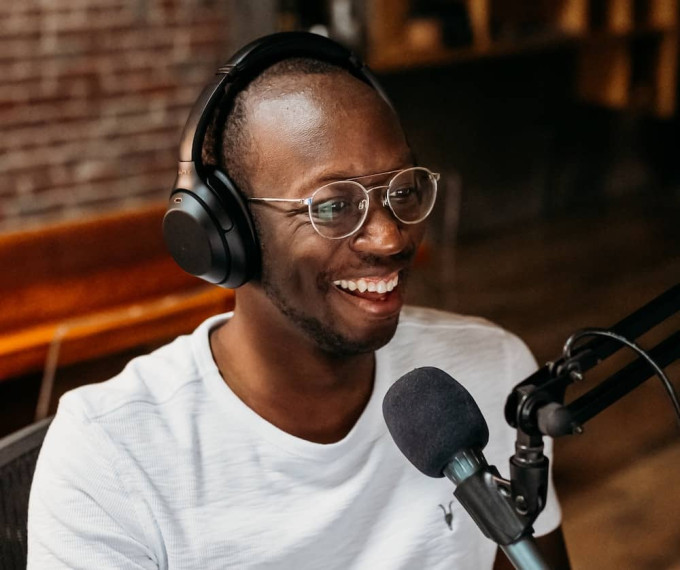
top-left (333, 274), bottom-right (399, 294)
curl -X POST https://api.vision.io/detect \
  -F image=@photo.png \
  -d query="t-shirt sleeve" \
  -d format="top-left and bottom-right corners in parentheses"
top-left (504, 331), bottom-right (563, 537)
top-left (27, 405), bottom-right (159, 570)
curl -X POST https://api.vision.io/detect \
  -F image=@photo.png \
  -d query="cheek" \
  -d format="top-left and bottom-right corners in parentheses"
top-left (256, 214), bottom-right (338, 292)
top-left (408, 220), bottom-right (428, 248)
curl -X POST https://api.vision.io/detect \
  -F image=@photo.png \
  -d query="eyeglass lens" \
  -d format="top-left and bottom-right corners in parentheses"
top-left (309, 167), bottom-right (437, 239)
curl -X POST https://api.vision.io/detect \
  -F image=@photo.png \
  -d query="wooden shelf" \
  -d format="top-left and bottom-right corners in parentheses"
top-left (273, 0), bottom-right (677, 116)
top-left (368, 33), bottom-right (580, 71)
top-left (361, 0), bottom-right (679, 117)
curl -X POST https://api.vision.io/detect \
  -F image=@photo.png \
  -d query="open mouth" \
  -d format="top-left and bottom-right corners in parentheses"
top-left (332, 274), bottom-right (399, 301)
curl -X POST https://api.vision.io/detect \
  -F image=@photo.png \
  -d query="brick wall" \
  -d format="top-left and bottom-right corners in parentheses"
top-left (0, 0), bottom-right (236, 233)
top-left (3, 2), bottom-right (673, 236)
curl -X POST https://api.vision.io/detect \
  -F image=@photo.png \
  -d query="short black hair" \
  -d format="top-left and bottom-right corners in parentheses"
top-left (202, 57), bottom-right (349, 196)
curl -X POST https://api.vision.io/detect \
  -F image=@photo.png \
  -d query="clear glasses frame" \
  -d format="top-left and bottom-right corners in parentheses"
top-left (248, 166), bottom-right (440, 240)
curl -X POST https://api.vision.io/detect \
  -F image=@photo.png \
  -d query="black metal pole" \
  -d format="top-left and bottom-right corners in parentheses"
top-left (563, 330), bottom-right (680, 429)
top-left (555, 283), bottom-right (680, 376)
top-left (506, 284), bottom-right (680, 433)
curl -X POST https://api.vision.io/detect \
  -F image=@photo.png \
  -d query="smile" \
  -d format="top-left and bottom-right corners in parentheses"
top-left (330, 272), bottom-right (404, 318)
top-left (332, 274), bottom-right (399, 294)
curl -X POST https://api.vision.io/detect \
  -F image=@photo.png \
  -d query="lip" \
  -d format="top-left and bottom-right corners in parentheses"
top-left (332, 272), bottom-right (399, 294)
top-left (330, 270), bottom-right (405, 318)
top-left (333, 269), bottom-right (400, 280)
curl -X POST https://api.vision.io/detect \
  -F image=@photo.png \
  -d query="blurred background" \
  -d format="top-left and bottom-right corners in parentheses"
top-left (1, 1), bottom-right (679, 568)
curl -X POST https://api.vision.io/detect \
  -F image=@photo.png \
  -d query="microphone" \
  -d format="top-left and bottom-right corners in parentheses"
top-left (383, 367), bottom-right (551, 570)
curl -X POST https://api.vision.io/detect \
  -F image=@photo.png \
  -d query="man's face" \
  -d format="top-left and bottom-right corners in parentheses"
top-left (242, 72), bottom-right (427, 356)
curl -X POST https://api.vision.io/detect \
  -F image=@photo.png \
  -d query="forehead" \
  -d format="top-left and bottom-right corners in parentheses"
top-left (245, 73), bottom-right (411, 194)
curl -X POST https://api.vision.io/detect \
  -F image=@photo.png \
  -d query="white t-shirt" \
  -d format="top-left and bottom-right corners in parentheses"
top-left (28, 306), bottom-right (561, 569)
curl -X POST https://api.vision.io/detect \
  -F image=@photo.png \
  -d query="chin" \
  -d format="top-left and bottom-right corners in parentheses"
top-left (262, 272), bottom-right (403, 356)
top-left (280, 299), bottom-right (400, 357)
top-left (312, 312), bottom-right (401, 357)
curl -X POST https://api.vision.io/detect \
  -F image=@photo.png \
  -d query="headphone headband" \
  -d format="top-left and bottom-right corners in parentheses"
top-left (179, 31), bottom-right (388, 166)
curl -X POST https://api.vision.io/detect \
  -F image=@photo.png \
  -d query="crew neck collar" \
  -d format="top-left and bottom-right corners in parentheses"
top-left (193, 313), bottom-right (393, 461)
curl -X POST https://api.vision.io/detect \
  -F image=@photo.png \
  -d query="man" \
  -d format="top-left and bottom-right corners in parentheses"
top-left (28, 34), bottom-right (570, 569)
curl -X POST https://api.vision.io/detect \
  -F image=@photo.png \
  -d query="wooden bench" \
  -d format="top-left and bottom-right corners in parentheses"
top-left (0, 203), bottom-right (234, 389)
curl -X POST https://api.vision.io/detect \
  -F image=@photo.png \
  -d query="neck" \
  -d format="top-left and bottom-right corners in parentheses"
top-left (210, 295), bottom-right (376, 444)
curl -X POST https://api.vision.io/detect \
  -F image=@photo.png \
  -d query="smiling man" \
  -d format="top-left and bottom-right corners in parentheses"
top-left (28, 33), bottom-right (569, 569)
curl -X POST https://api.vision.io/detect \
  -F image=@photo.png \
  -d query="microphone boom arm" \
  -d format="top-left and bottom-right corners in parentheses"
top-left (502, 284), bottom-right (680, 541)
top-left (506, 284), bottom-right (680, 437)
top-left (537, 329), bottom-right (680, 437)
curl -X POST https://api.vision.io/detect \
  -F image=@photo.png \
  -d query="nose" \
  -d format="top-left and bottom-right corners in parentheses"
top-left (350, 196), bottom-right (409, 256)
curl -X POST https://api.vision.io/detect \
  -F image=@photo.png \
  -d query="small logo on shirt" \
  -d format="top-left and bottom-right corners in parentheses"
top-left (438, 501), bottom-right (454, 530)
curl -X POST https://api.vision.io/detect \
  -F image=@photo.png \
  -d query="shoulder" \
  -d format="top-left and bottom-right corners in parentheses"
top-left (29, 313), bottom-right (231, 556)
top-left (396, 305), bottom-right (505, 337)
top-left (54, 312), bottom-right (230, 439)
top-left (393, 305), bottom-right (533, 366)
top-left (382, 306), bottom-right (537, 407)
top-left (60, 334), bottom-right (196, 423)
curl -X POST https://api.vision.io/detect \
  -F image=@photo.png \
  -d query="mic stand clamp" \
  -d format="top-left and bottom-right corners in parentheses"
top-left (445, 449), bottom-right (552, 569)
top-left (510, 430), bottom-right (549, 522)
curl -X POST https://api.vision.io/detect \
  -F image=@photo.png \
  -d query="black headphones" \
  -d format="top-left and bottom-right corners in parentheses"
top-left (162, 31), bottom-right (394, 289)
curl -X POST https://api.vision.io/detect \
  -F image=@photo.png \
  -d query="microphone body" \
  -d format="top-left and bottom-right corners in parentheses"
top-left (383, 367), bottom-right (552, 570)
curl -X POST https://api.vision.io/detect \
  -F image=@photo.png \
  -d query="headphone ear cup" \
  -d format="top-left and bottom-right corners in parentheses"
top-left (162, 169), bottom-right (259, 288)
top-left (207, 168), bottom-right (260, 286)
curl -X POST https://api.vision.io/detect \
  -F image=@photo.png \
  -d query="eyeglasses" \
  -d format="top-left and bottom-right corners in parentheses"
top-left (248, 167), bottom-right (439, 239)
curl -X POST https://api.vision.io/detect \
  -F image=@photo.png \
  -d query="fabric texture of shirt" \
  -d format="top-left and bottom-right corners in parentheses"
top-left (28, 306), bottom-right (561, 569)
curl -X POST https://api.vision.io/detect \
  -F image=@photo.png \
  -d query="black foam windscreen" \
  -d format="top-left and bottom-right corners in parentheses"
top-left (382, 367), bottom-right (490, 478)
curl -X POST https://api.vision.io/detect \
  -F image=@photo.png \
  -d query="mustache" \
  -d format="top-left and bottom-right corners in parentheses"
top-left (320, 246), bottom-right (418, 288)
top-left (354, 243), bottom-right (418, 268)
top-left (317, 243), bottom-right (419, 291)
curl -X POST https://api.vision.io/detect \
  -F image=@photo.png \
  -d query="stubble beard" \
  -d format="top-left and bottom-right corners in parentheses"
top-left (260, 271), bottom-right (401, 358)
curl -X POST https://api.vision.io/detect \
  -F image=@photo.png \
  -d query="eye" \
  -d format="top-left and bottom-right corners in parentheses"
top-left (312, 198), bottom-right (353, 223)
top-left (389, 185), bottom-right (421, 204)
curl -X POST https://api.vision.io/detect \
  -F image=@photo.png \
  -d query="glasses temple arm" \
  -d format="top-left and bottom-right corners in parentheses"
top-left (248, 197), bottom-right (309, 204)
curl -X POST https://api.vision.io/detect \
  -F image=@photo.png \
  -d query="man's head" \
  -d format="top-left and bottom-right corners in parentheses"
top-left (209, 56), bottom-right (430, 357)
